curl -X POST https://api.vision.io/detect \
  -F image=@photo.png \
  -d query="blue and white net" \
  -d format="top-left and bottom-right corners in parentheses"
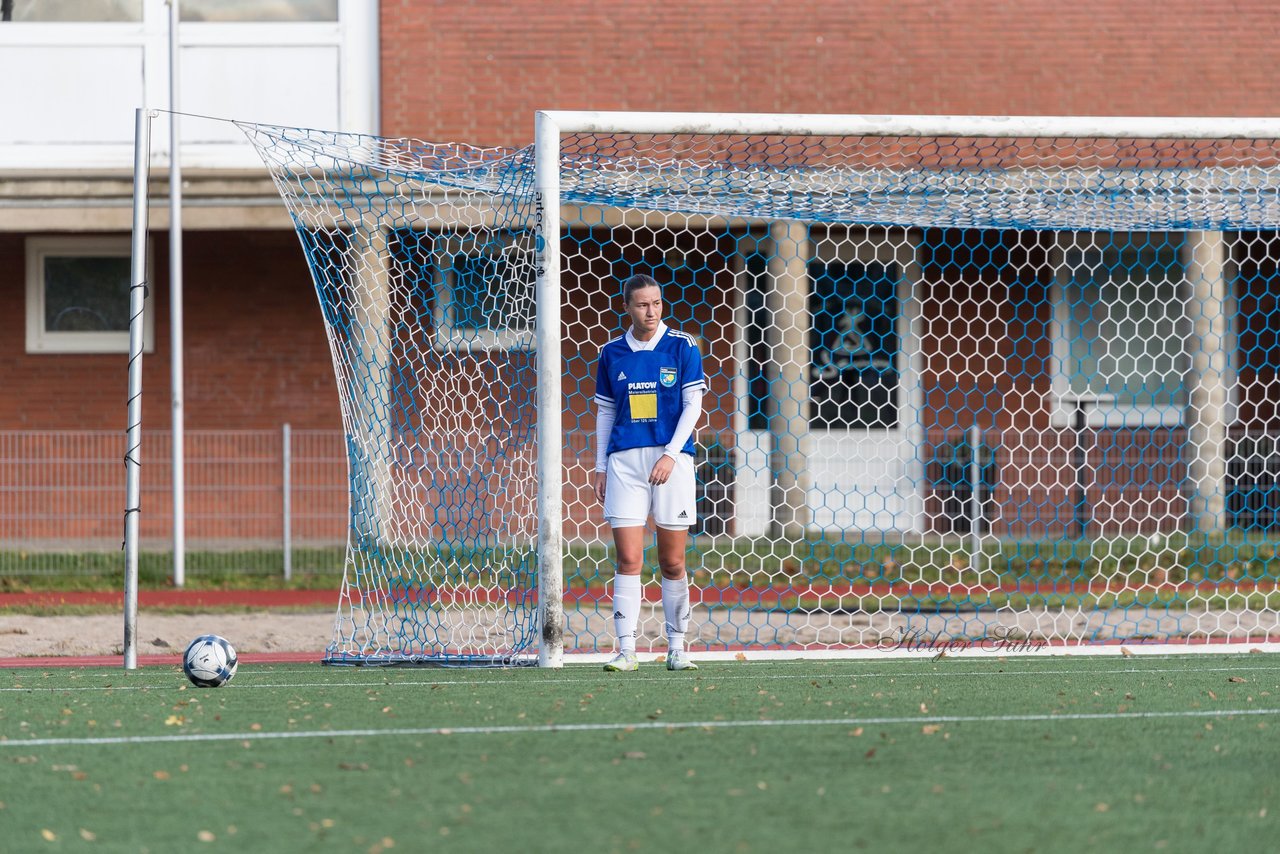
top-left (243, 122), bottom-right (1280, 660)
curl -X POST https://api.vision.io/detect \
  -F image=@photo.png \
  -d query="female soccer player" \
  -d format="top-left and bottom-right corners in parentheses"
top-left (594, 273), bottom-right (705, 672)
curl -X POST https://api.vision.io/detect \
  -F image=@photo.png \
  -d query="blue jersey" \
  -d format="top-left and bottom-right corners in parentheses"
top-left (595, 325), bottom-right (706, 457)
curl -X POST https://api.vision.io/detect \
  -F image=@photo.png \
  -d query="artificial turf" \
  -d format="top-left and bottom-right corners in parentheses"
top-left (1, 656), bottom-right (1277, 853)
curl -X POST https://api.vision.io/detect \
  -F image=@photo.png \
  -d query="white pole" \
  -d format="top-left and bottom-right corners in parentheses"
top-left (168, 0), bottom-right (185, 588)
top-left (538, 110), bottom-right (1280, 140)
top-left (282, 422), bottom-right (293, 582)
top-left (534, 110), bottom-right (564, 668)
top-left (125, 108), bottom-right (154, 671)
top-left (969, 424), bottom-right (982, 572)
top-left (1185, 232), bottom-right (1230, 533)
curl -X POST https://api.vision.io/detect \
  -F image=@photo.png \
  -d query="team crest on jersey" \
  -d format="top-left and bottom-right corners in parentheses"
top-left (659, 367), bottom-right (676, 388)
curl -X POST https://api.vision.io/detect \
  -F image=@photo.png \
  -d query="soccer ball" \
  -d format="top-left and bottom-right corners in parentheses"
top-left (182, 634), bottom-right (238, 687)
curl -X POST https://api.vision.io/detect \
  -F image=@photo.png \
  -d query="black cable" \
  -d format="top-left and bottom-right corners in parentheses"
top-left (121, 280), bottom-right (149, 550)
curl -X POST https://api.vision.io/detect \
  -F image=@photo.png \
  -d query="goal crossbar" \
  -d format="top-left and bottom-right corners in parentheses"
top-left (537, 111), bottom-right (1280, 140)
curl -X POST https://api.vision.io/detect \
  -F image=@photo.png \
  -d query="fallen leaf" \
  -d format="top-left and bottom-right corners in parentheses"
top-left (735, 652), bottom-right (748, 662)
top-left (1229, 676), bottom-right (1247, 683)
top-left (864, 748), bottom-right (876, 759)
top-left (850, 727), bottom-right (864, 737)
top-left (153, 770), bottom-right (170, 780)
top-left (1095, 803), bottom-right (1110, 812)
top-left (922, 724), bottom-right (941, 735)
top-left (79, 829), bottom-right (96, 841)
top-left (623, 751), bottom-right (647, 760)
top-left (1120, 647), bottom-right (1134, 657)
top-left (164, 715), bottom-right (184, 727)
top-left (198, 830), bottom-right (215, 842)
top-left (1208, 690), bottom-right (1218, 700)
top-left (41, 829), bottom-right (56, 842)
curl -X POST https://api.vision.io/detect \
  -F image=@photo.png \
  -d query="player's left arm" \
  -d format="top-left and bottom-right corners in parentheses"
top-left (651, 338), bottom-right (706, 484)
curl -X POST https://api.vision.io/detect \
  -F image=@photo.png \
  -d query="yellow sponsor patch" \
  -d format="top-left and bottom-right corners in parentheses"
top-left (628, 392), bottom-right (657, 421)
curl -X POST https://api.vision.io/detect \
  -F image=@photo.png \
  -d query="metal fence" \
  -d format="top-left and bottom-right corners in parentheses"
top-left (5, 424), bottom-right (1280, 579)
top-left (0, 428), bottom-right (348, 577)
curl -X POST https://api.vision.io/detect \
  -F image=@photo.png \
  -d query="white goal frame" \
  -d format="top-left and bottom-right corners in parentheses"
top-left (533, 111), bottom-right (1280, 668)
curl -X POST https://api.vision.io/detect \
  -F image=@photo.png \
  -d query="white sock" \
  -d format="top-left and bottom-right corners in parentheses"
top-left (611, 573), bottom-right (642, 654)
top-left (661, 575), bottom-right (691, 654)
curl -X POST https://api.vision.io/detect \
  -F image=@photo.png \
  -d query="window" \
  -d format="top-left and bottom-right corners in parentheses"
top-left (0, 0), bottom-right (141, 21)
top-left (391, 229), bottom-right (536, 351)
top-left (25, 237), bottom-right (153, 354)
top-left (1053, 231), bottom-right (1190, 425)
top-left (744, 255), bottom-right (900, 430)
top-left (0, 0), bottom-right (374, 170)
top-left (180, 0), bottom-right (338, 22)
top-left (807, 260), bottom-right (900, 429)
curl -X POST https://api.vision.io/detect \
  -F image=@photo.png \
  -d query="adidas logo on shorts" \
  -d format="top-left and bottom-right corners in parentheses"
top-left (678, 510), bottom-right (688, 519)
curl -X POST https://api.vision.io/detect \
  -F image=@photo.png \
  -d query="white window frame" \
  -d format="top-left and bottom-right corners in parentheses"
top-left (1050, 230), bottom-right (1215, 428)
top-left (426, 231), bottom-right (537, 352)
top-left (0, 0), bottom-right (377, 170)
top-left (25, 236), bottom-right (154, 354)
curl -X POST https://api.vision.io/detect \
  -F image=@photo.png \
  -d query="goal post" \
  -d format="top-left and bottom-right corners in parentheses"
top-left (534, 110), bottom-right (565, 668)
top-left (239, 111), bottom-right (1280, 665)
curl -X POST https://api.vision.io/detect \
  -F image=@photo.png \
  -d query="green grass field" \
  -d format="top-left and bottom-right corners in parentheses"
top-left (2, 656), bottom-right (1278, 853)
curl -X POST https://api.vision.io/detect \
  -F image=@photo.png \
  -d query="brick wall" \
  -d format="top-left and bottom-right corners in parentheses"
top-left (7, 4), bottom-right (1279, 544)
top-left (0, 231), bottom-right (341, 431)
top-left (381, 0), bottom-right (1280, 146)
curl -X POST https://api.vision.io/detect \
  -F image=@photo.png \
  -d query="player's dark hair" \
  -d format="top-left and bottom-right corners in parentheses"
top-left (622, 273), bottom-right (661, 305)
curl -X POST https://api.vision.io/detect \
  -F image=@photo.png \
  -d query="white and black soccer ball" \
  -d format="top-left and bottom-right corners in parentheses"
top-left (182, 634), bottom-right (238, 687)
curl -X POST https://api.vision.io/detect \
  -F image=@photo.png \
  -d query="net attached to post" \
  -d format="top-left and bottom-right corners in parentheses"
top-left (241, 126), bottom-right (541, 665)
top-left (243, 119), bottom-right (1280, 661)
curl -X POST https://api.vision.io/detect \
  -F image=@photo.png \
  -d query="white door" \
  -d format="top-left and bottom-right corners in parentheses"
top-left (734, 230), bottom-right (925, 536)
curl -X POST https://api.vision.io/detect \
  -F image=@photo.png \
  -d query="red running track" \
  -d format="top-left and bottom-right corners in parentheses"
top-left (4, 585), bottom-right (1276, 668)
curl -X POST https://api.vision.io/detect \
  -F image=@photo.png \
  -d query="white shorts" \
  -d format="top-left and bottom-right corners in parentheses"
top-left (604, 446), bottom-right (697, 530)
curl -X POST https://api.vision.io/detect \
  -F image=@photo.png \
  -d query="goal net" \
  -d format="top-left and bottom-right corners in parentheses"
top-left (241, 113), bottom-right (1280, 664)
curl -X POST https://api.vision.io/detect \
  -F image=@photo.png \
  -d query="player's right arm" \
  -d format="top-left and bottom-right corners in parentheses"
top-left (594, 346), bottom-right (617, 503)
top-left (594, 399), bottom-right (615, 502)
